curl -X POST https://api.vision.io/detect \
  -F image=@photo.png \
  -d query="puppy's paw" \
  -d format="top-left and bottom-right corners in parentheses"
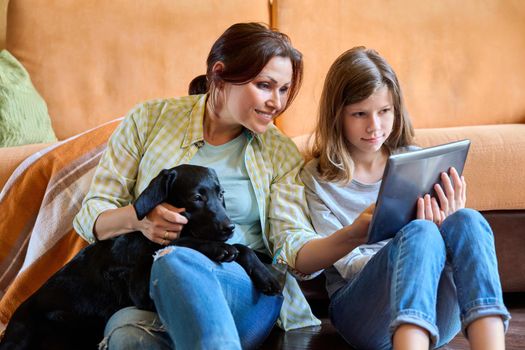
top-left (210, 243), bottom-right (239, 262)
top-left (252, 270), bottom-right (282, 295)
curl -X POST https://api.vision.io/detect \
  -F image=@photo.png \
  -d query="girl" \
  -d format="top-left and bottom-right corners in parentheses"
top-left (300, 47), bottom-right (510, 350)
top-left (74, 23), bottom-right (323, 350)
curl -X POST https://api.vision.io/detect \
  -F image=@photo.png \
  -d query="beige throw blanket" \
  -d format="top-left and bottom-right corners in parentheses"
top-left (0, 119), bottom-right (121, 327)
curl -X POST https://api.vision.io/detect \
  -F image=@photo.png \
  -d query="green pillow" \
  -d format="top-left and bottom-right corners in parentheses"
top-left (0, 50), bottom-right (57, 147)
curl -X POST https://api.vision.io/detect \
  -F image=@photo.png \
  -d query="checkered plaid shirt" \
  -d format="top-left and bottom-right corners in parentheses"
top-left (73, 94), bottom-right (321, 330)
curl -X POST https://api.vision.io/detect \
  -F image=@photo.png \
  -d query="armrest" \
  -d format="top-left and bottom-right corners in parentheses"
top-left (0, 142), bottom-right (56, 191)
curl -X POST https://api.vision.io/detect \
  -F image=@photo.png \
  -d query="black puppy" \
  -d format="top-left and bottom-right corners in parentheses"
top-left (0, 164), bottom-right (281, 350)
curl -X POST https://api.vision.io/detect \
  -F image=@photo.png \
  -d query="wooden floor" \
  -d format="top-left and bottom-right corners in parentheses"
top-left (262, 293), bottom-right (525, 349)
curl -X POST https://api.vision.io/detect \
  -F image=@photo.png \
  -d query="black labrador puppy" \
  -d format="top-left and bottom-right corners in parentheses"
top-left (0, 164), bottom-right (281, 350)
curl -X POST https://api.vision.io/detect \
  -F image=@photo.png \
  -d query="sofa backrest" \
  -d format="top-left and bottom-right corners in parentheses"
top-left (5, 0), bottom-right (270, 140)
top-left (274, 0), bottom-right (525, 137)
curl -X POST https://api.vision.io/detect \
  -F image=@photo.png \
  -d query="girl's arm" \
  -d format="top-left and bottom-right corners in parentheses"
top-left (294, 205), bottom-right (373, 274)
top-left (296, 163), bottom-right (372, 274)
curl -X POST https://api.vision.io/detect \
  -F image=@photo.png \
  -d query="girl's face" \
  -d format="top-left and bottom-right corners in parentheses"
top-left (220, 56), bottom-right (293, 134)
top-left (342, 85), bottom-right (395, 157)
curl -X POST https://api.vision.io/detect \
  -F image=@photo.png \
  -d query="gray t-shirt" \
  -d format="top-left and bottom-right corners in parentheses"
top-left (300, 146), bottom-right (418, 296)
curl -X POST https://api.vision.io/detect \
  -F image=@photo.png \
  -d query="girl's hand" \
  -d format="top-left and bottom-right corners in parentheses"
top-left (139, 203), bottom-right (188, 245)
top-left (351, 204), bottom-right (375, 240)
top-left (416, 167), bottom-right (467, 226)
top-left (433, 167), bottom-right (467, 217)
top-left (417, 194), bottom-right (445, 226)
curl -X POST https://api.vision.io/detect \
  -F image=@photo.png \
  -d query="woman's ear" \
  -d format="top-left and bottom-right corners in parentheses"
top-left (211, 61), bottom-right (225, 88)
top-left (211, 61), bottom-right (225, 75)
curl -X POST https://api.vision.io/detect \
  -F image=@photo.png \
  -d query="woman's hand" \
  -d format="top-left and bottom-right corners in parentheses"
top-left (417, 167), bottom-right (467, 226)
top-left (139, 203), bottom-right (188, 245)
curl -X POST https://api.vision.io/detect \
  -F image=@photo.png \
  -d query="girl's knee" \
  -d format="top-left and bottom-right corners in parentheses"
top-left (403, 219), bottom-right (440, 236)
top-left (394, 220), bottom-right (446, 263)
top-left (398, 220), bottom-right (443, 247)
top-left (447, 208), bottom-right (485, 225)
top-left (442, 208), bottom-right (494, 242)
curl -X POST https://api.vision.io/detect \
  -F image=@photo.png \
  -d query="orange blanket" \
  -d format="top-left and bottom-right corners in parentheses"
top-left (0, 119), bottom-right (121, 327)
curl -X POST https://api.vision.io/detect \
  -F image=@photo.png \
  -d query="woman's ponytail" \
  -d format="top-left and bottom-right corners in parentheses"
top-left (188, 74), bottom-right (208, 95)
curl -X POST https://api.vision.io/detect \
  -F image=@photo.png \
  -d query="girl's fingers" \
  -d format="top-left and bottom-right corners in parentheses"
top-left (424, 194), bottom-right (433, 221)
top-left (450, 167), bottom-right (463, 204)
top-left (417, 197), bottom-right (425, 220)
top-left (431, 197), bottom-right (442, 225)
top-left (434, 183), bottom-right (449, 215)
top-left (461, 175), bottom-right (467, 207)
top-left (441, 171), bottom-right (455, 203)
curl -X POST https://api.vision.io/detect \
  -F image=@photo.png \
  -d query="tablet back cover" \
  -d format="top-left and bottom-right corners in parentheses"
top-left (367, 140), bottom-right (470, 244)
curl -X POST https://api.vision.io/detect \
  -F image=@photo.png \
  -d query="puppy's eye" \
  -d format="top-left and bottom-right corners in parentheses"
top-left (193, 194), bottom-right (204, 202)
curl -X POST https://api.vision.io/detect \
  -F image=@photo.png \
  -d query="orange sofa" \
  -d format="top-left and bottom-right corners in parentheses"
top-left (0, 0), bottom-right (524, 332)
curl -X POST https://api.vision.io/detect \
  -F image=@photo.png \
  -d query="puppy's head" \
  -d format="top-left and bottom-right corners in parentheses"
top-left (134, 164), bottom-right (235, 242)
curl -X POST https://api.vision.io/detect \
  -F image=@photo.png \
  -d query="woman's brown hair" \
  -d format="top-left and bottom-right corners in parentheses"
top-left (188, 22), bottom-right (303, 115)
top-left (311, 47), bottom-right (415, 183)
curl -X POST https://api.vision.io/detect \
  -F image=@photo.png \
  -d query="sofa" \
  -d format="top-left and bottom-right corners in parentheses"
top-left (1, 0), bottom-right (524, 338)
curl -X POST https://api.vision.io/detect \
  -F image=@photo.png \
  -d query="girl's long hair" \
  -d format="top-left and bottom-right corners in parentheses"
top-left (311, 47), bottom-right (415, 183)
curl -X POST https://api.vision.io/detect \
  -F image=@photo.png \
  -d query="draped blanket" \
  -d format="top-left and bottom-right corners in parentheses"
top-left (0, 119), bottom-right (121, 327)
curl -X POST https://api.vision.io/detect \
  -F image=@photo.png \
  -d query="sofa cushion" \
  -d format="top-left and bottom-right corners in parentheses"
top-left (293, 124), bottom-right (525, 211)
top-left (0, 50), bottom-right (56, 147)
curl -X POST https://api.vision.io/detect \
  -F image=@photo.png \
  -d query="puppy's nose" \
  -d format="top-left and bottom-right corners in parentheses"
top-left (223, 223), bottom-right (235, 235)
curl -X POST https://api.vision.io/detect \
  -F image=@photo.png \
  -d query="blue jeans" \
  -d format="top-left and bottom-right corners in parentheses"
top-left (330, 209), bottom-right (510, 350)
top-left (101, 246), bottom-right (283, 350)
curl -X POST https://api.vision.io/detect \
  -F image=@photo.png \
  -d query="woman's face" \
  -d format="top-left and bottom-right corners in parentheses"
top-left (342, 85), bottom-right (395, 157)
top-left (220, 56), bottom-right (293, 134)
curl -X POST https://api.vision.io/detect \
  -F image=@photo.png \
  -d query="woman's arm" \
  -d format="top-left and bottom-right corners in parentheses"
top-left (94, 203), bottom-right (187, 244)
top-left (74, 104), bottom-right (187, 243)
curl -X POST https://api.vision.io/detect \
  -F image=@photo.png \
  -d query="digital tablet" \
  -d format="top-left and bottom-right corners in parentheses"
top-left (367, 139), bottom-right (471, 244)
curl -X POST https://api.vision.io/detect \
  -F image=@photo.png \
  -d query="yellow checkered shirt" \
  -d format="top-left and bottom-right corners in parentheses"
top-left (73, 94), bottom-right (321, 330)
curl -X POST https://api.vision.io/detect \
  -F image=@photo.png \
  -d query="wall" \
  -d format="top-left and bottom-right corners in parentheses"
top-left (274, 0), bottom-right (525, 137)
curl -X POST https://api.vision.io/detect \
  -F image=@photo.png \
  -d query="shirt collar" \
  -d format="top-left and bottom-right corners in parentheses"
top-left (181, 93), bottom-right (265, 147)
top-left (181, 94), bottom-right (207, 148)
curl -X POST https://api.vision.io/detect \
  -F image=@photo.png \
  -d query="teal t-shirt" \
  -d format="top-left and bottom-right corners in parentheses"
top-left (189, 132), bottom-right (265, 253)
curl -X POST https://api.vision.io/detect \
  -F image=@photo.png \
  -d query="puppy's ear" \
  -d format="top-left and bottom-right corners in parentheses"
top-left (133, 169), bottom-right (178, 220)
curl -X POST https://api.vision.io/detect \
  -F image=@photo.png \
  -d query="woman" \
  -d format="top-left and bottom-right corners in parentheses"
top-left (74, 23), bottom-right (321, 350)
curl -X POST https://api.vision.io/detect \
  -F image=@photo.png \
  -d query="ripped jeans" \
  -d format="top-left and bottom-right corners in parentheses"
top-left (330, 209), bottom-right (511, 349)
top-left (100, 246), bottom-right (283, 350)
